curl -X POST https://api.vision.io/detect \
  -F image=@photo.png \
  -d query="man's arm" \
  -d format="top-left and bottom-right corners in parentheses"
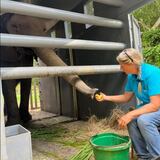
top-left (118, 95), bottom-right (160, 128)
top-left (129, 95), bottom-right (160, 118)
top-left (101, 92), bottom-right (134, 103)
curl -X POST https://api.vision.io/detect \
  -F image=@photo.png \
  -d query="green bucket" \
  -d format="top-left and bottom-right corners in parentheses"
top-left (90, 133), bottom-right (131, 160)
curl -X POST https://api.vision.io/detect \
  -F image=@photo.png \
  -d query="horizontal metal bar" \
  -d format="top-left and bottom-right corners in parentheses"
top-left (93, 0), bottom-right (124, 7)
top-left (1, 33), bottom-right (126, 50)
top-left (1, 65), bottom-right (121, 80)
top-left (1, 0), bottom-right (123, 28)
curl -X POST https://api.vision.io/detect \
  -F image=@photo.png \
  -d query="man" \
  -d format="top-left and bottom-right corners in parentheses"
top-left (95, 48), bottom-right (160, 160)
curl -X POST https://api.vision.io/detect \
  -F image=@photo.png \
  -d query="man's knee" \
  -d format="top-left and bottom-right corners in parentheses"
top-left (137, 114), bottom-right (150, 129)
top-left (127, 119), bottom-right (137, 133)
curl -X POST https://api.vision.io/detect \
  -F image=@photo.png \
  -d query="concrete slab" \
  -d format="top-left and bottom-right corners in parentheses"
top-left (30, 110), bottom-right (57, 121)
top-left (31, 115), bottom-right (73, 127)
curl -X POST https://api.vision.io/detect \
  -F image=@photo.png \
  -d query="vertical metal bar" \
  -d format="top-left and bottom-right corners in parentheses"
top-left (33, 79), bottom-right (37, 109)
top-left (0, 78), bottom-right (8, 160)
top-left (69, 48), bottom-right (78, 119)
top-left (30, 85), bottom-right (34, 110)
top-left (50, 32), bottom-right (61, 115)
top-left (37, 80), bottom-right (40, 109)
top-left (64, 21), bottom-right (78, 120)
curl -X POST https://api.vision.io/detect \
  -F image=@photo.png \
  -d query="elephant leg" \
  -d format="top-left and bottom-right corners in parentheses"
top-left (2, 80), bottom-right (21, 126)
top-left (4, 101), bottom-right (7, 116)
top-left (19, 79), bottom-right (32, 123)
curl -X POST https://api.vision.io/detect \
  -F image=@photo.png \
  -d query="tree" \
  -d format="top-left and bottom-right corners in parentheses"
top-left (133, 0), bottom-right (160, 67)
top-left (133, 0), bottom-right (160, 32)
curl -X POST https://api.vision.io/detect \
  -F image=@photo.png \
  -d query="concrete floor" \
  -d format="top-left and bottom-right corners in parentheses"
top-left (30, 110), bottom-right (76, 160)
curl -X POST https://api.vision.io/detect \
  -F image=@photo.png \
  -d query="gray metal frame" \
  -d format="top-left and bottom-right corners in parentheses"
top-left (1, 33), bottom-right (125, 50)
top-left (1, 0), bottom-right (123, 28)
top-left (1, 65), bottom-right (121, 80)
top-left (0, 0), bottom-right (152, 159)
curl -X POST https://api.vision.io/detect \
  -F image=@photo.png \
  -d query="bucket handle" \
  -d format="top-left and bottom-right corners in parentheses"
top-left (90, 141), bottom-right (131, 149)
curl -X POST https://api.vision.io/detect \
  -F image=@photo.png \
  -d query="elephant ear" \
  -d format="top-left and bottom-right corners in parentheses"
top-left (44, 19), bottom-right (58, 33)
top-left (6, 14), bottom-right (48, 36)
top-left (0, 13), bottom-right (14, 33)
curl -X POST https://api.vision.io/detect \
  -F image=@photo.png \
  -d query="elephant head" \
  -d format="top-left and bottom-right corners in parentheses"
top-left (5, 13), bottom-right (97, 96)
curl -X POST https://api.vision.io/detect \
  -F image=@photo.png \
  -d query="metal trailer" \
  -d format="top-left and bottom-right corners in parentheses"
top-left (0, 0), bottom-right (152, 159)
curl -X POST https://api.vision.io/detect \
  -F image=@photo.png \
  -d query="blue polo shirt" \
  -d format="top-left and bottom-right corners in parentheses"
top-left (125, 63), bottom-right (160, 108)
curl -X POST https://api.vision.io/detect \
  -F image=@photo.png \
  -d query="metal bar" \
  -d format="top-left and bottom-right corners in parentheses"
top-left (29, 85), bottom-right (34, 110)
top-left (33, 80), bottom-right (38, 109)
top-left (1, 0), bottom-right (123, 28)
top-left (93, 0), bottom-right (124, 7)
top-left (1, 65), bottom-right (121, 80)
top-left (1, 33), bottom-right (126, 50)
top-left (0, 78), bottom-right (8, 160)
top-left (64, 21), bottom-right (78, 120)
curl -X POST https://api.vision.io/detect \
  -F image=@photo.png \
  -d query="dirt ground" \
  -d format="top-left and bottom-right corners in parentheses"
top-left (28, 116), bottom-right (135, 160)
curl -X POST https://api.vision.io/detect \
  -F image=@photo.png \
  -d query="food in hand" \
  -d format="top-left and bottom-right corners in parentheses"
top-left (95, 94), bottom-right (104, 101)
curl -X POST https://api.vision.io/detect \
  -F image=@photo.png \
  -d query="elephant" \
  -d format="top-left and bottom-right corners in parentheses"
top-left (0, 13), bottom-right (97, 126)
top-left (0, 13), bottom-right (37, 126)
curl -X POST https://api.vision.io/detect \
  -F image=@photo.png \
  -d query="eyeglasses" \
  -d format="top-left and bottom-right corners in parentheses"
top-left (123, 50), bottom-right (134, 62)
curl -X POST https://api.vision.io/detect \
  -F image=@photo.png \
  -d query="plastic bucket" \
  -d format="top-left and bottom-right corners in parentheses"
top-left (90, 132), bottom-right (131, 160)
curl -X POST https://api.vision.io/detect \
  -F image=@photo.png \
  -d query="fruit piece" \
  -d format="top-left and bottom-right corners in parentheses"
top-left (95, 94), bottom-right (103, 101)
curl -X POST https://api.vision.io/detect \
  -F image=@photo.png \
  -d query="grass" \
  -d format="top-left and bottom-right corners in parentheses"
top-left (30, 125), bottom-right (87, 148)
top-left (31, 126), bottom-right (67, 141)
top-left (33, 145), bottom-right (64, 160)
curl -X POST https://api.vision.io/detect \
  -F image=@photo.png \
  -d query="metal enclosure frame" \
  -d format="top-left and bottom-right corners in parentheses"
top-left (0, 0), bottom-right (152, 159)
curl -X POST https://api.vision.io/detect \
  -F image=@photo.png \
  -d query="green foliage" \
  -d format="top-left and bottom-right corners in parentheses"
top-left (70, 143), bottom-right (93, 160)
top-left (133, 0), bottom-right (160, 31)
top-left (143, 45), bottom-right (160, 67)
top-left (133, 0), bottom-right (160, 67)
top-left (31, 126), bottom-right (87, 147)
top-left (142, 29), bottom-right (160, 48)
top-left (31, 126), bottom-right (67, 141)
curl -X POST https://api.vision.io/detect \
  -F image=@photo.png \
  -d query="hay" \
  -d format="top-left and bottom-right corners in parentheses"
top-left (108, 108), bottom-right (127, 129)
top-left (70, 109), bottom-right (129, 160)
top-left (87, 108), bottom-right (128, 137)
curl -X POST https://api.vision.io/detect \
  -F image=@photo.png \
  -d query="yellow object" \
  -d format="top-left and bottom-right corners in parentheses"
top-left (95, 94), bottom-right (103, 101)
top-left (138, 82), bottom-right (142, 93)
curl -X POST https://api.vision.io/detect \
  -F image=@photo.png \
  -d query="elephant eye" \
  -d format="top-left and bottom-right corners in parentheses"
top-left (11, 24), bottom-right (17, 28)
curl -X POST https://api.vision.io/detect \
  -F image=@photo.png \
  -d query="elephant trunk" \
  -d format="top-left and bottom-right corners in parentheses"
top-left (35, 48), bottom-right (97, 96)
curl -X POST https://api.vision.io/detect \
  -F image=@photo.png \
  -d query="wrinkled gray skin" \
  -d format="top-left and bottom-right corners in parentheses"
top-left (0, 13), bottom-right (97, 126)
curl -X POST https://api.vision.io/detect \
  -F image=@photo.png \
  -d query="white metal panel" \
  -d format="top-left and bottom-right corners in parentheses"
top-left (128, 14), bottom-right (142, 52)
top-left (6, 125), bottom-right (32, 160)
top-left (0, 79), bottom-right (8, 160)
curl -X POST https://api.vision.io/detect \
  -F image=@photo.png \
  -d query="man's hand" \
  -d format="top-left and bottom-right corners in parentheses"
top-left (95, 92), bottom-right (105, 102)
top-left (118, 112), bottom-right (134, 129)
